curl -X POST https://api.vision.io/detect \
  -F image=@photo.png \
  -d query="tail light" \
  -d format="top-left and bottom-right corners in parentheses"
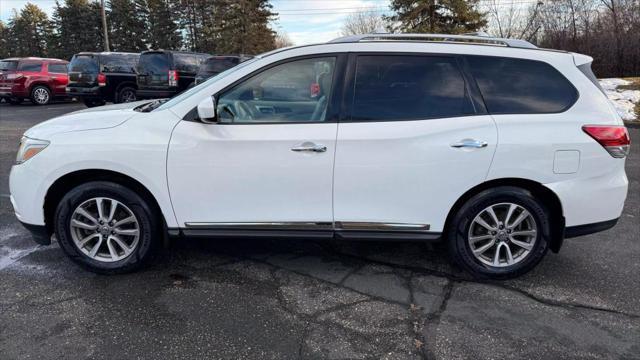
top-left (168, 70), bottom-right (179, 87)
top-left (582, 125), bottom-right (630, 158)
top-left (97, 73), bottom-right (107, 87)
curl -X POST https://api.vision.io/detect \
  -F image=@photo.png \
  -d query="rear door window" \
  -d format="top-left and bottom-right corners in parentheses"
top-left (48, 64), bottom-right (68, 73)
top-left (100, 54), bottom-right (138, 73)
top-left (350, 55), bottom-right (475, 121)
top-left (138, 52), bottom-right (170, 74)
top-left (466, 56), bottom-right (578, 114)
top-left (69, 56), bottom-right (99, 73)
top-left (18, 62), bottom-right (42, 72)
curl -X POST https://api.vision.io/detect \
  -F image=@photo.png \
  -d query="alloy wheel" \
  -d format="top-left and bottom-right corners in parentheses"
top-left (69, 197), bottom-right (140, 262)
top-left (467, 202), bottom-right (537, 267)
top-left (121, 89), bottom-right (136, 103)
top-left (33, 87), bottom-right (50, 104)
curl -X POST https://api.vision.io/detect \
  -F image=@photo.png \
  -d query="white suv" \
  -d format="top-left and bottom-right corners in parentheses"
top-left (9, 34), bottom-right (630, 278)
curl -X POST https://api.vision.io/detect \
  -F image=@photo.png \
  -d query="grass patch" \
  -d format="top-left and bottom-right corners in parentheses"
top-left (619, 77), bottom-right (640, 91)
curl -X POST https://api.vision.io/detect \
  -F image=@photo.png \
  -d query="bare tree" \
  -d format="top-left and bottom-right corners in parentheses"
top-left (341, 11), bottom-right (388, 36)
top-left (484, 0), bottom-right (543, 40)
top-left (274, 31), bottom-right (294, 48)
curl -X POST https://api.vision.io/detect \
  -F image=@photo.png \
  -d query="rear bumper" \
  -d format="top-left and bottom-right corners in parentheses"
top-left (565, 218), bottom-right (619, 239)
top-left (137, 89), bottom-right (177, 99)
top-left (0, 85), bottom-right (27, 98)
top-left (66, 86), bottom-right (101, 98)
top-left (19, 221), bottom-right (51, 245)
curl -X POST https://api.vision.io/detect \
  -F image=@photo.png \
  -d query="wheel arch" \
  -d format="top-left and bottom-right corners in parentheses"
top-left (44, 169), bottom-right (166, 236)
top-left (29, 82), bottom-right (52, 94)
top-left (443, 178), bottom-right (565, 253)
top-left (115, 81), bottom-right (138, 93)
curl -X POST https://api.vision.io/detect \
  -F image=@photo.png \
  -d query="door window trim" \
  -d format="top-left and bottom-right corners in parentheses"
top-left (185, 53), bottom-right (348, 125)
top-left (340, 52), bottom-right (487, 124)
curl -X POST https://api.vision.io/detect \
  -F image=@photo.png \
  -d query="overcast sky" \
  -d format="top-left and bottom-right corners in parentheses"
top-left (0, 0), bottom-right (392, 45)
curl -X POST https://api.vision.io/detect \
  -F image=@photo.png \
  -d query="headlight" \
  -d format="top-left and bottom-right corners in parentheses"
top-left (16, 136), bottom-right (50, 164)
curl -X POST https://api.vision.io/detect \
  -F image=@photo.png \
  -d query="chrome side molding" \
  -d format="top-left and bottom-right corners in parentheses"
top-left (184, 221), bottom-right (430, 232)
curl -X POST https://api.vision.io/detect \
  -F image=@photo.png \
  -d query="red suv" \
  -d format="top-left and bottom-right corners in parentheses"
top-left (0, 57), bottom-right (70, 105)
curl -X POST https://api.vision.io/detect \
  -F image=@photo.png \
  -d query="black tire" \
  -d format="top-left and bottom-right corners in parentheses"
top-left (447, 186), bottom-right (550, 279)
top-left (83, 98), bottom-right (106, 108)
top-left (8, 97), bottom-right (22, 105)
top-left (54, 181), bottom-right (160, 274)
top-left (30, 85), bottom-right (51, 105)
top-left (115, 86), bottom-right (137, 104)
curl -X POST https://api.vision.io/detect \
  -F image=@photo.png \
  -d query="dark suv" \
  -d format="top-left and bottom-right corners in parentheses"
top-left (66, 52), bottom-right (140, 107)
top-left (194, 55), bottom-right (252, 85)
top-left (0, 57), bottom-right (70, 105)
top-left (136, 50), bottom-right (210, 99)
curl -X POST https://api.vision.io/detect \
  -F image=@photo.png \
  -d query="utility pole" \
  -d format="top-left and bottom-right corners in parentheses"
top-left (100, 0), bottom-right (110, 51)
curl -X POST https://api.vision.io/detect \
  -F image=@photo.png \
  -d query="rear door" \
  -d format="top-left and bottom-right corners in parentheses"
top-left (333, 54), bottom-right (497, 234)
top-left (68, 55), bottom-right (99, 88)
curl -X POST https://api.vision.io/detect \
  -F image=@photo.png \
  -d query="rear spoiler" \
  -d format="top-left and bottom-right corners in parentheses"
top-left (571, 52), bottom-right (593, 66)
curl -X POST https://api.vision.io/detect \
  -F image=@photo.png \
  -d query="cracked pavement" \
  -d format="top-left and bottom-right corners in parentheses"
top-left (1, 102), bottom-right (639, 359)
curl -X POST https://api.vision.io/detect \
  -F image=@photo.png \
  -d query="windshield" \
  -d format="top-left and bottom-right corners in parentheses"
top-left (138, 52), bottom-right (170, 74)
top-left (155, 56), bottom-right (261, 111)
top-left (0, 60), bottom-right (18, 71)
top-left (70, 55), bottom-right (99, 73)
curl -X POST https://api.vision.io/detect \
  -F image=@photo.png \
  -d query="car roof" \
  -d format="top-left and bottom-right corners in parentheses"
top-left (75, 52), bottom-right (139, 57)
top-left (141, 50), bottom-right (210, 56)
top-left (1, 57), bottom-right (67, 63)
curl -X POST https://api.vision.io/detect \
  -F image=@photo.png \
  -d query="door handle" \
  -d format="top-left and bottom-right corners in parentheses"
top-left (291, 142), bottom-right (327, 153)
top-left (450, 139), bottom-right (488, 148)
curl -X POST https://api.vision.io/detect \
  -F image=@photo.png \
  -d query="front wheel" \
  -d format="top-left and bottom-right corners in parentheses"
top-left (447, 186), bottom-right (550, 279)
top-left (54, 181), bottom-right (160, 274)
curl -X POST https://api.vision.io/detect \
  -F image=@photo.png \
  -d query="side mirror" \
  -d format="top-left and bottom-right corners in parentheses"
top-left (197, 96), bottom-right (217, 124)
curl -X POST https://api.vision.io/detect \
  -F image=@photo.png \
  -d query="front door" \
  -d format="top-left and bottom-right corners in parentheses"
top-left (167, 56), bottom-right (343, 229)
top-left (333, 54), bottom-right (497, 233)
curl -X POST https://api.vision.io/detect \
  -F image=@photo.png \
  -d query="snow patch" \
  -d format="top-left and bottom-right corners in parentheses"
top-left (0, 226), bottom-right (44, 271)
top-left (600, 78), bottom-right (639, 122)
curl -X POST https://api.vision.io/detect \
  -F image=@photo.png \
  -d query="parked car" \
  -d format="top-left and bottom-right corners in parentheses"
top-left (0, 57), bottom-right (69, 105)
top-left (9, 34), bottom-right (629, 278)
top-left (136, 50), bottom-right (210, 99)
top-left (194, 55), bottom-right (252, 85)
top-left (66, 52), bottom-right (140, 107)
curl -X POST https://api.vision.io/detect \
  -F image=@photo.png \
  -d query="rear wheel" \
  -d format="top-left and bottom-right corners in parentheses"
top-left (54, 181), bottom-right (159, 274)
top-left (31, 85), bottom-right (51, 105)
top-left (447, 186), bottom-right (550, 279)
top-left (115, 86), bottom-right (137, 103)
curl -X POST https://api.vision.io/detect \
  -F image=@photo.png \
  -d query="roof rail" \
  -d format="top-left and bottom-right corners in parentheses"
top-left (328, 33), bottom-right (538, 50)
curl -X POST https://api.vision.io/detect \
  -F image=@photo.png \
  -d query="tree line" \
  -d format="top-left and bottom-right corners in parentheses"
top-left (0, 0), bottom-right (277, 60)
top-left (1, 0), bottom-right (638, 77)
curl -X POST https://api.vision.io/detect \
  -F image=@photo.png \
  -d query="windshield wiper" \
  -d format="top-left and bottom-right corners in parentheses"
top-left (135, 98), bottom-right (168, 113)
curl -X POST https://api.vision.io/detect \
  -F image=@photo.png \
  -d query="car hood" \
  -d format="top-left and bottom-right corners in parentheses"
top-left (24, 101), bottom-right (151, 140)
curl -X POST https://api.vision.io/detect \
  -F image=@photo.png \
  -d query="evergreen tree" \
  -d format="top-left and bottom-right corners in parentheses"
top-left (146, 0), bottom-right (182, 50)
top-left (213, 0), bottom-right (276, 54)
top-left (386, 0), bottom-right (487, 34)
top-left (0, 21), bottom-right (9, 58)
top-left (108, 0), bottom-right (148, 51)
top-left (50, 0), bottom-right (105, 59)
top-left (6, 4), bottom-right (53, 57)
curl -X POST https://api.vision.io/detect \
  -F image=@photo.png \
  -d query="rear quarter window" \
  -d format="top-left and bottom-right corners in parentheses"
top-left (173, 53), bottom-right (201, 73)
top-left (48, 63), bottom-right (68, 73)
top-left (100, 54), bottom-right (138, 73)
top-left (467, 56), bottom-right (578, 114)
top-left (18, 62), bottom-right (42, 72)
top-left (138, 52), bottom-right (170, 74)
top-left (0, 61), bottom-right (18, 71)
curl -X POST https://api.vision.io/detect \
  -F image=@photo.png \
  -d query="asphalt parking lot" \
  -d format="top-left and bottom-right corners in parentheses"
top-left (0, 101), bottom-right (638, 359)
